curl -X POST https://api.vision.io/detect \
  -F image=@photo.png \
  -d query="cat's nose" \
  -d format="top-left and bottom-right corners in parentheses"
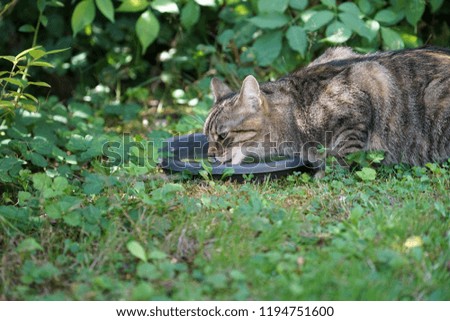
top-left (207, 146), bottom-right (217, 157)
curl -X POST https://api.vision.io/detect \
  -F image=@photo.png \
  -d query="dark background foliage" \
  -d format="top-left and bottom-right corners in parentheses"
top-left (2, 0), bottom-right (449, 104)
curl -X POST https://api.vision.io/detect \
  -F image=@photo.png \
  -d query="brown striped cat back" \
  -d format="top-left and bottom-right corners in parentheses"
top-left (203, 47), bottom-right (450, 168)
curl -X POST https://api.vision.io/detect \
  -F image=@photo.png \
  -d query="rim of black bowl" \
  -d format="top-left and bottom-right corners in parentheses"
top-left (158, 133), bottom-right (309, 175)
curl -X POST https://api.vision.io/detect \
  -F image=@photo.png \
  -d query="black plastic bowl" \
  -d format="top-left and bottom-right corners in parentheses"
top-left (159, 133), bottom-right (314, 180)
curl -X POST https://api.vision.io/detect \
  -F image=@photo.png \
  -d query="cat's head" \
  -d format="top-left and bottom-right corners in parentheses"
top-left (203, 75), bottom-right (275, 164)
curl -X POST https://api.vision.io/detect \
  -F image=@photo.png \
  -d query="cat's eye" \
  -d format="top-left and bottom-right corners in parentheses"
top-left (218, 132), bottom-right (228, 141)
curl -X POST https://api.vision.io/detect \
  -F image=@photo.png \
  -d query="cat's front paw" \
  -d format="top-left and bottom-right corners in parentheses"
top-left (231, 147), bottom-right (246, 165)
top-left (313, 169), bottom-right (325, 179)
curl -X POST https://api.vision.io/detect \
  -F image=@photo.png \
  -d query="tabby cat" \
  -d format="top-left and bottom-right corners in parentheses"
top-left (203, 47), bottom-right (450, 170)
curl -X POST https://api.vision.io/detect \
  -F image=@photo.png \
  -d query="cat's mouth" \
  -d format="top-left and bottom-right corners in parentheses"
top-left (208, 146), bottom-right (290, 165)
top-left (209, 146), bottom-right (247, 165)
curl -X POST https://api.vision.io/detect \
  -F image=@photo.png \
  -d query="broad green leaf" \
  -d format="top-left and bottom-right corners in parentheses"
top-left (136, 10), bottom-right (160, 54)
top-left (249, 13), bottom-right (289, 29)
top-left (0, 101), bottom-right (15, 109)
top-left (58, 196), bottom-right (83, 212)
top-left (320, 0), bottom-right (336, 8)
top-left (181, 1), bottom-right (200, 29)
top-left (381, 27), bottom-right (404, 50)
top-left (127, 240), bottom-right (148, 262)
top-left (117, 0), bottom-right (149, 12)
top-left (356, 167), bottom-right (377, 181)
top-left (339, 12), bottom-right (373, 40)
top-left (374, 9), bottom-right (400, 26)
top-left (63, 212), bottom-right (81, 226)
top-left (41, 15), bottom-right (49, 27)
top-left (199, 169), bottom-right (210, 181)
top-left (47, 0), bottom-right (64, 7)
top-left (350, 204), bottom-right (364, 221)
top-left (252, 31), bottom-right (283, 66)
top-left (32, 172), bottom-right (52, 191)
top-left (19, 24), bottom-right (35, 33)
top-left (217, 29), bottom-right (234, 47)
top-left (28, 61), bottom-right (54, 68)
top-left (151, 0), bottom-right (179, 14)
top-left (357, 0), bottom-right (372, 15)
top-left (338, 2), bottom-right (360, 16)
top-left (53, 176), bottom-right (69, 191)
top-left (324, 21), bottom-right (352, 43)
top-left (42, 182), bottom-right (59, 199)
top-left (83, 174), bottom-right (104, 194)
top-left (304, 10), bottom-right (334, 31)
top-left (30, 152), bottom-right (48, 167)
top-left (0, 56), bottom-right (16, 63)
top-left (136, 262), bottom-right (158, 279)
top-left (151, 183), bottom-right (185, 200)
top-left (29, 81), bottom-right (51, 87)
top-left (8, 90), bottom-right (29, 98)
top-left (286, 26), bottom-right (307, 56)
top-left (206, 273), bottom-right (228, 289)
top-left (95, 0), bottom-right (115, 22)
top-left (434, 201), bottom-right (447, 218)
top-left (221, 167), bottom-right (235, 180)
top-left (430, 0), bottom-right (444, 13)
top-left (148, 250), bottom-right (167, 260)
top-left (232, 23), bottom-right (257, 47)
top-left (258, 0), bottom-right (289, 13)
top-left (18, 191), bottom-right (31, 205)
top-left (29, 49), bottom-right (47, 60)
top-left (16, 238), bottom-right (43, 253)
top-left (400, 32), bottom-right (421, 48)
top-left (131, 283), bottom-right (154, 300)
top-left (16, 46), bottom-right (43, 59)
top-left (405, 0), bottom-right (425, 26)
top-left (367, 151), bottom-right (385, 164)
top-left (0, 157), bottom-right (22, 172)
top-left (71, 0), bottom-right (96, 36)
top-left (289, 0), bottom-right (308, 10)
top-left (24, 93), bottom-right (39, 103)
top-left (2, 77), bottom-right (26, 87)
top-left (67, 134), bottom-right (89, 152)
top-left (45, 203), bottom-right (62, 219)
top-left (37, 0), bottom-right (46, 12)
top-left (21, 103), bottom-right (38, 112)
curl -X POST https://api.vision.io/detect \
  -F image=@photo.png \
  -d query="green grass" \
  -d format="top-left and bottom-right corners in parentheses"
top-left (1, 161), bottom-right (449, 300)
top-left (0, 99), bottom-right (448, 300)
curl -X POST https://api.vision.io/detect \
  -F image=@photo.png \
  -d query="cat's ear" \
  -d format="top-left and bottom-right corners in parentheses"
top-left (211, 78), bottom-right (232, 102)
top-left (239, 75), bottom-right (265, 111)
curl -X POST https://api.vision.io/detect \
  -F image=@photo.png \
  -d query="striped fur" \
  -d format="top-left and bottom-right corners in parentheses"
top-left (204, 47), bottom-right (450, 167)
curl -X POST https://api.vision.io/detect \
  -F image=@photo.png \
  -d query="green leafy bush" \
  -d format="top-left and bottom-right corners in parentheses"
top-left (0, 46), bottom-right (53, 116)
top-left (2, 0), bottom-right (448, 107)
top-left (0, 0), bottom-right (66, 118)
